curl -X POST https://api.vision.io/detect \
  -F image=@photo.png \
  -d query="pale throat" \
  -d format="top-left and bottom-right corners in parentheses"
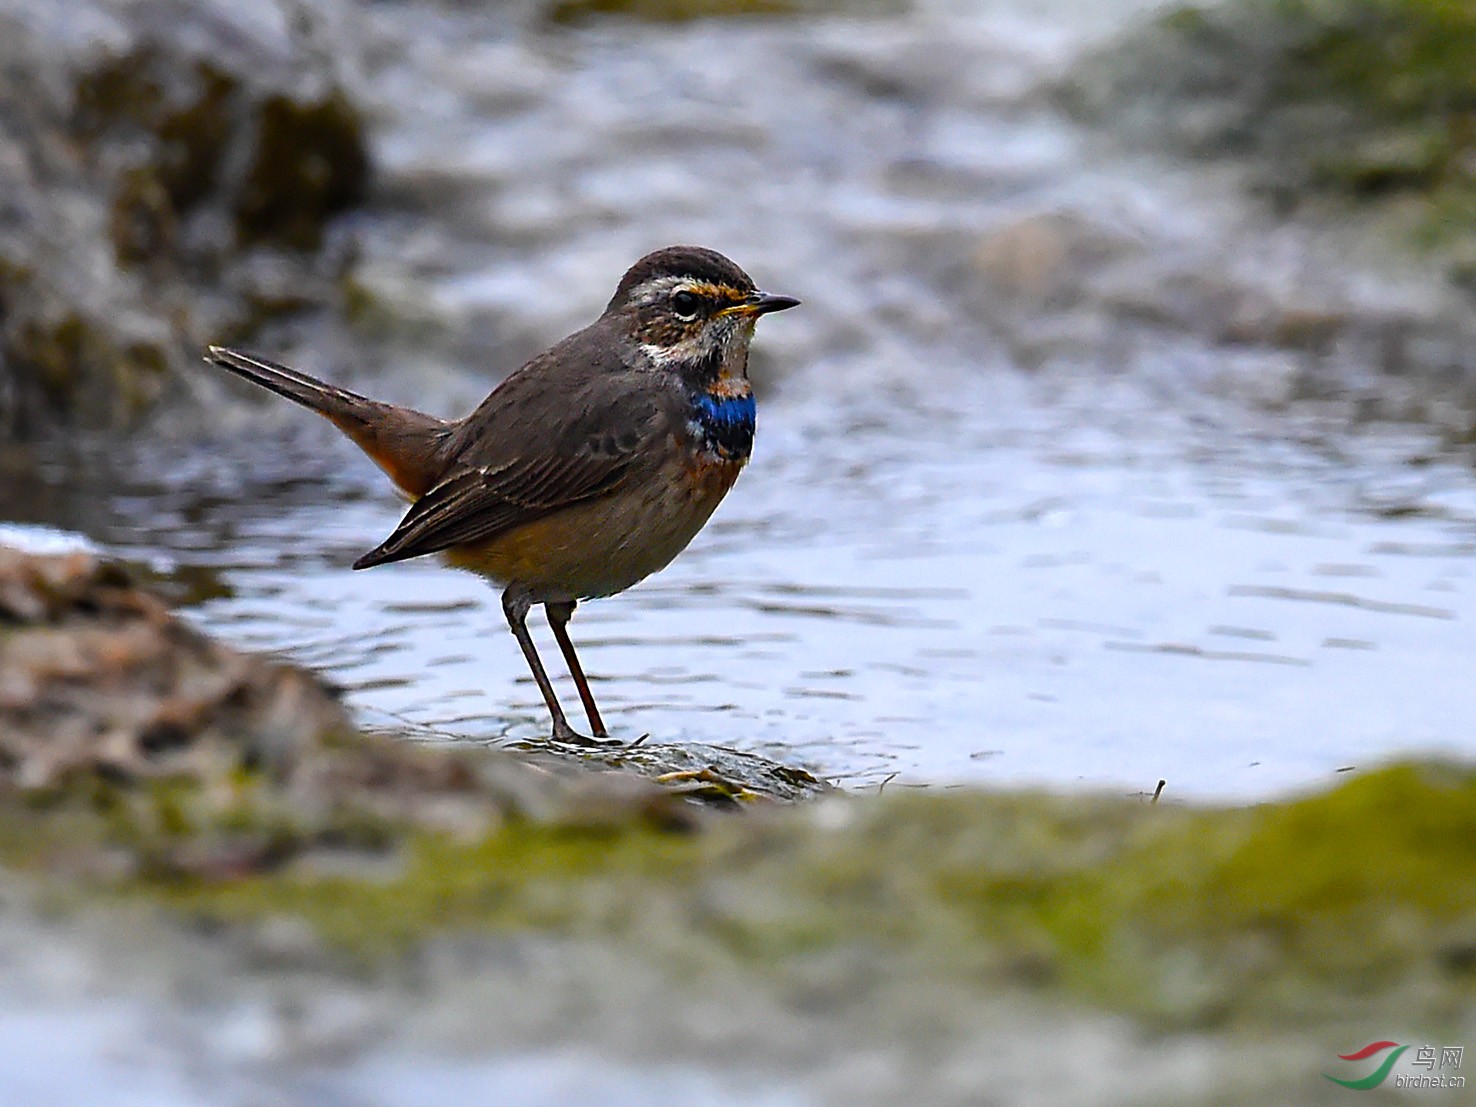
top-left (641, 310), bottom-right (755, 377)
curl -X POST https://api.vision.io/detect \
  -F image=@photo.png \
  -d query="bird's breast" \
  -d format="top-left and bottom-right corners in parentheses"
top-left (444, 436), bottom-right (743, 601)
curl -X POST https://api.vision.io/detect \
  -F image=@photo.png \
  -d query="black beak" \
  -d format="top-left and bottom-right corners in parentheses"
top-left (749, 292), bottom-right (801, 315)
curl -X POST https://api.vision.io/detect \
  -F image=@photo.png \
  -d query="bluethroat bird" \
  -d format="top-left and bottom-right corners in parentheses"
top-left (205, 246), bottom-right (798, 744)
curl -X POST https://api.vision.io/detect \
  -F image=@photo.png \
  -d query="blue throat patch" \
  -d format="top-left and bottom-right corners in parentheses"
top-left (690, 390), bottom-right (756, 460)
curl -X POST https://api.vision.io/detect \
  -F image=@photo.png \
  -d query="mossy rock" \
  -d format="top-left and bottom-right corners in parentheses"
top-left (75, 45), bottom-right (370, 257)
top-left (234, 91), bottom-right (370, 250)
top-left (2, 311), bottom-right (171, 425)
top-left (1070, 0), bottom-right (1476, 252)
top-left (0, 0), bottom-right (371, 435)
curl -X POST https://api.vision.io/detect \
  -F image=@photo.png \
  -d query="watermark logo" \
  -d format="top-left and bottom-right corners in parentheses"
top-left (1325, 1042), bottom-right (1465, 1091)
top-left (1325, 1042), bottom-right (1407, 1090)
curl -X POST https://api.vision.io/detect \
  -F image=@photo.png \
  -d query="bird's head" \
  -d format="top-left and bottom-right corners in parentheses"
top-left (606, 246), bottom-right (799, 386)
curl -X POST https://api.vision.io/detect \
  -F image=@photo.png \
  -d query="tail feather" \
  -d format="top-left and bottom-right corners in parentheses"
top-left (203, 345), bottom-right (452, 499)
top-left (205, 345), bottom-right (371, 415)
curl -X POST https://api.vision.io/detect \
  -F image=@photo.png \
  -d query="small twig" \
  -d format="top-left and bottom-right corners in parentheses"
top-left (1151, 779), bottom-right (1166, 804)
top-left (628, 732), bottom-right (651, 748)
top-left (877, 771), bottom-right (899, 795)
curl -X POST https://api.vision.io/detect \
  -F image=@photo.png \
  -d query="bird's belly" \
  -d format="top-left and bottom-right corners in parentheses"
top-left (443, 453), bottom-right (743, 601)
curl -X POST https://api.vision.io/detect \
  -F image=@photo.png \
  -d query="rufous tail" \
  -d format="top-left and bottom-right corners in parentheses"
top-left (204, 346), bottom-right (450, 498)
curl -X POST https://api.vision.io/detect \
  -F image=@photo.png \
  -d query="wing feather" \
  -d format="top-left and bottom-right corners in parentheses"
top-left (351, 378), bottom-right (668, 570)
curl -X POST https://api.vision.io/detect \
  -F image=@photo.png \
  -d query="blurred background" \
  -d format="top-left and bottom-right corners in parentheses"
top-left (1, 0), bottom-right (1475, 1101)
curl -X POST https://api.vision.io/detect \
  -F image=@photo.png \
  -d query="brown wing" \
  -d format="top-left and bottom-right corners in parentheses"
top-left (351, 357), bottom-right (672, 570)
top-left (351, 452), bottom-right (634, 569)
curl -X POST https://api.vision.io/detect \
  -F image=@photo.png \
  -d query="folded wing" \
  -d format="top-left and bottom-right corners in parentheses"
top-left (352, 382), bottom-right (667, 570)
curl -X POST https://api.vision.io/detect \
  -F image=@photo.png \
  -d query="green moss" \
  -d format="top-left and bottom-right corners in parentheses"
top-left (80, 52), bottom-right (238, 262)
top-left (80, 51), bottom-right (372, 253)
top-left (4, 759), bottom-right (1472, 1025)
top-left (155, 821), bottom-right (696, 960)
top-left (0, 313), bottom-right (169, 423)
top-left (99, 59), bottom-right (238, 267)
top-left (1051, 764), bottom-right (1476, 1021)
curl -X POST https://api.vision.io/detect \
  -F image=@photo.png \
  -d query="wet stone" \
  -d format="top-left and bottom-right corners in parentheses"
top-left (0, 543), bottom-right (828, 892)
top-left (0, 542), bottom-right (353, 789)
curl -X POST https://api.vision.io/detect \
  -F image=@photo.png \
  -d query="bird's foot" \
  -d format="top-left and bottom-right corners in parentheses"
top-left (549, 722), bottom-right (621, 748)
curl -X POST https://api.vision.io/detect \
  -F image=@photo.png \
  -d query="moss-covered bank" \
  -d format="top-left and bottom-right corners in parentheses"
top-left (7, 759), bottom-right (1472, 1033)
top-left (1070, 0), bottom-right (1476, 279)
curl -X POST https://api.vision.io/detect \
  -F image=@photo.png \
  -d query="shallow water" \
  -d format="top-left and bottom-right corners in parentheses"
top-left (0, 997), bottom-right (809, 1107)
top-left (11, 0), bottom-right (1476, 802)
top-left (40, 364), bottom-right (1471, 802)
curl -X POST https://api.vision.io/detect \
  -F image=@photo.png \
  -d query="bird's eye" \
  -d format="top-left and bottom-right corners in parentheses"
top-left (671, 291), bottom-right (701, 319)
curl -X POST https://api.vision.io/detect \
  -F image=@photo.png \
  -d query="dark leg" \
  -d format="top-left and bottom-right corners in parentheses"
top-left (501, 585), bottom-right (590, 744)
top-left (545, 600), bottom-right (608, 739)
